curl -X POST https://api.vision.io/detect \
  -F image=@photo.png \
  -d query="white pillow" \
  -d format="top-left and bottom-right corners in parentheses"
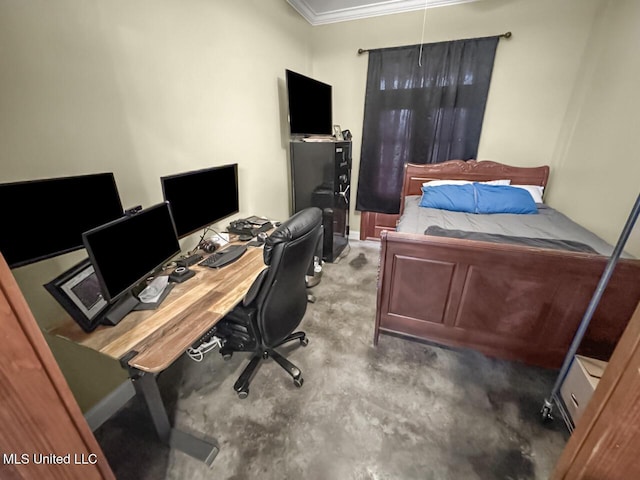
top-left (422, 179), bottom-right (511, 187)
top-left (484, 179), bottom-right (512, 186)
top-left (422, 179), bottom-right (471, 187)
top-left (510, 184), bottom-right (544, 203)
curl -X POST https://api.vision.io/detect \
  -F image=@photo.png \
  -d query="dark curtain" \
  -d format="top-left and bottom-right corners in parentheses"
top-left (356, 36), bottom-right (499, 214)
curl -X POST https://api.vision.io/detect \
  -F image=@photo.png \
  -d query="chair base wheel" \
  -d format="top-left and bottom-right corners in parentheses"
top-left (228, 338), bottom-right (309, 397)
top-left (237, 389), bottom-right (249, 399)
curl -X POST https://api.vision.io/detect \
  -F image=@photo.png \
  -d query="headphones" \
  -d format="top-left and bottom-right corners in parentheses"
top-left (198, 239), bottom-right (217, 253)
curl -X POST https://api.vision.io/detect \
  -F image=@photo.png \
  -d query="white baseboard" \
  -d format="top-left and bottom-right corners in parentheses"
top-left (84, 380), bottom-right (136, 431)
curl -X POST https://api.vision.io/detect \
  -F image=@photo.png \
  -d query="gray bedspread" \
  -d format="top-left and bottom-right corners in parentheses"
top-left (424, 226), bottom-right (598, 254)
top-left (397, 196), bottom-right (621, 257)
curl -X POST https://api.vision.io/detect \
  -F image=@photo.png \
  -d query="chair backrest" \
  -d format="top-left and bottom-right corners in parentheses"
top-left (255, 207), bottom-right (323, 347)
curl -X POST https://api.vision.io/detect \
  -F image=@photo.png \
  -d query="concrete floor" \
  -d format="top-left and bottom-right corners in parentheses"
top-left (95, 240), bottom-right (568, 479)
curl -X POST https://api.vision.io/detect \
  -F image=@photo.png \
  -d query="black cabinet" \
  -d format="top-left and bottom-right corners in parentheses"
top-left (290, 140), bottom-right (351, 262)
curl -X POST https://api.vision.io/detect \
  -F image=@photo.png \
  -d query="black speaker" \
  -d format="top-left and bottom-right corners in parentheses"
top-left (321, 207), bottom-right (348, 263)
top-left (169, 266), bottom-right (195, 283)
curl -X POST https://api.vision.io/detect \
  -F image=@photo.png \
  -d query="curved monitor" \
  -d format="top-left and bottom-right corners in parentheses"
top-left (0, 173), bottom-right (124, 269)
top-left (161, 164), bottom-right (239, 238)
top-left (82, 202), bottom-right (180, 303)
top-left (286, 69), bottom-right (333, 136)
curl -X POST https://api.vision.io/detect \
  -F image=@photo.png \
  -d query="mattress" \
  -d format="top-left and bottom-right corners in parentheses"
top-left (397, 196), bottom-right (620, 257)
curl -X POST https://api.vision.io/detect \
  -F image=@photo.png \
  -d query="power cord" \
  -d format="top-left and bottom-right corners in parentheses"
top-left (187, 226), bottom-right (230, 256)
top-left (186, 335), bottom-right (224, 362)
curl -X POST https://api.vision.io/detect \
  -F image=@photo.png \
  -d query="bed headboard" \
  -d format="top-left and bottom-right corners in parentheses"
top-left (399, 159), bottom-right (550, 215)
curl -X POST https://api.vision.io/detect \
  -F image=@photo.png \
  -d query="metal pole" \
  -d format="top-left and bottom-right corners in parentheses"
top-left (357, 31), bottom-right (512, 54)
top-left (541, 192), bottom-right (640, 421)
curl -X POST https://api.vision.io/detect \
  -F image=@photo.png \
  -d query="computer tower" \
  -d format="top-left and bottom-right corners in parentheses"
top-left (290, 140), bottom-right (351, 263)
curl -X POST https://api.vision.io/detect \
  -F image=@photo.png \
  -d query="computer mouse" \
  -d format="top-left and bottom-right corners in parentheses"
top-left (257, 232), bottom-right (268, 244)
top-left (239, 234), bottom-right (253, 242)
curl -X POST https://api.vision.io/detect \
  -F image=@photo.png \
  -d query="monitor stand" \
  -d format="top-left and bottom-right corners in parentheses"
top-left (132, 283), bottom-right (175, 311)
top-left (100, 291), bottom-right (140, 326)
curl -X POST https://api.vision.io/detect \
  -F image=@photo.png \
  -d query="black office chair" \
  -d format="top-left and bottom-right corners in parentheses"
top-left (215, 207), bottom-right (323, 398)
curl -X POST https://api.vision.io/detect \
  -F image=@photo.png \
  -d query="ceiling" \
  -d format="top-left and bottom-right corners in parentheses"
top-left (287, 0), bottom-right (482, 25)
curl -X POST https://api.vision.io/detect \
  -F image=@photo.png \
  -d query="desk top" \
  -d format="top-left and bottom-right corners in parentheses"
top-left (48, 245), bottom-right (267, 373)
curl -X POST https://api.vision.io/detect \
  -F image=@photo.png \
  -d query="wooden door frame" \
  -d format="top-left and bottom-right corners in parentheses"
top-left (0, 253), bottom-right (115, 479)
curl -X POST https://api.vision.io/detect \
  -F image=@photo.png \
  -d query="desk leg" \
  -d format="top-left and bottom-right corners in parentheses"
top-left (131, 369), bottom-right (219, 466)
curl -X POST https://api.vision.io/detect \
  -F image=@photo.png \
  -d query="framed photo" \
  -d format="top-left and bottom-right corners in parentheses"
top-left (333, 125), bottom-right (344, 141)
top-left (44, 258), bottom-right (108, 332)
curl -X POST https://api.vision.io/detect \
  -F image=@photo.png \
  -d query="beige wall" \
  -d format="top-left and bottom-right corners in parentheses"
top-left (545, 0), bottom-right (640, 257)
top-left (0, 0), bottom-right (310, 411)
top-left (1, 0), bottom-right (638, 411)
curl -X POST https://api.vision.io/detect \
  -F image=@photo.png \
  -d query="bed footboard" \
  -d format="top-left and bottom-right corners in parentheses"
top-left (375, 230), bottom-right (640, 368)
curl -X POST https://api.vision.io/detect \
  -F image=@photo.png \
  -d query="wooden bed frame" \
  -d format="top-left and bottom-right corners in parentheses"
top-left (374, 160), bottom-right (640, 369)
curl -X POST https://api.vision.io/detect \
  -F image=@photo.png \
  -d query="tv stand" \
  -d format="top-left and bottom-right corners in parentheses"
top-left (289, 140), bottom-right (352, 262)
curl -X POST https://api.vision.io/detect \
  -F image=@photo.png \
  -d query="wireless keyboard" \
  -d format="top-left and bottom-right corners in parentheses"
top-left (199, 244), bottom-right (248, 269)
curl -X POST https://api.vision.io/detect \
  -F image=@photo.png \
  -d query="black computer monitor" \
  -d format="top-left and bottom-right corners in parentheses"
top-left (0, 173), bottom-right (124, 268)
top-left (82, 202), bottom-right (180, 303)
top-left (161, 164), bottom-right (239, 238)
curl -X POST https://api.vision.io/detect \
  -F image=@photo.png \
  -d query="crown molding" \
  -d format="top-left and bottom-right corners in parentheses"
top-left (287, 0), bottom-right (482, 26)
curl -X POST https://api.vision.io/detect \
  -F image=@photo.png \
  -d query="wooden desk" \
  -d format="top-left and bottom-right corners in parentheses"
top-left (50, 245), bottom-right (266, 371)
top-left (48, 244), bottom-right (267, 466)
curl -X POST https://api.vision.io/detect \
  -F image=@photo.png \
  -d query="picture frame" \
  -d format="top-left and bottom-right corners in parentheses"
top-left (333, 125), bottom-right (344, 141)
top-left (44, 258), bottom-right (109, 332)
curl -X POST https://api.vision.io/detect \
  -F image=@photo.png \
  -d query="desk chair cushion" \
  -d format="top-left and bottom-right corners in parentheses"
top-left (256, 207), bottom-right (322, 346)
top-left (217, 207), bottom-right (322, 397)
top-left (263, 208), bottom-right (323, 265)
top-left (242, 208), bottom-right (321, 308)
top-left (242, 268), bottom-right (268, 307)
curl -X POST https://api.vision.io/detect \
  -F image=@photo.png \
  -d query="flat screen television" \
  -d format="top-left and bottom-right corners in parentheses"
top-left (82, 202), bottom-right (180, 303)
top-left (0, 173), bottom-right (124, 268)
top-left (161, 164), bottom-right (239, 238)
top-left (285, 69), bottom-right (332, 136)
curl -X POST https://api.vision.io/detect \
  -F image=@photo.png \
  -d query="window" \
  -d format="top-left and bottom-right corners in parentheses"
top-left (356, 37), bottom-right (500, 214)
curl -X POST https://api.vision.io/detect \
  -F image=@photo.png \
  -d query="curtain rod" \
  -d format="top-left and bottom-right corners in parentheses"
top-left (357, 31), bottom-right (512, 55)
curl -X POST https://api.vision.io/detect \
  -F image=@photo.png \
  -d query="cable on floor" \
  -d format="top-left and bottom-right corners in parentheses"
top-left (186, 336), bottom-right (224, 362)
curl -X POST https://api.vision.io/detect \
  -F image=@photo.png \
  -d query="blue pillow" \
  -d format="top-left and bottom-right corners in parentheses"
top-left (419, 183), bottom-right (539, 214)
top-left (419, 184), bottom-right (476, 213)
top-left (474, 184), bottom-right (538, 214)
